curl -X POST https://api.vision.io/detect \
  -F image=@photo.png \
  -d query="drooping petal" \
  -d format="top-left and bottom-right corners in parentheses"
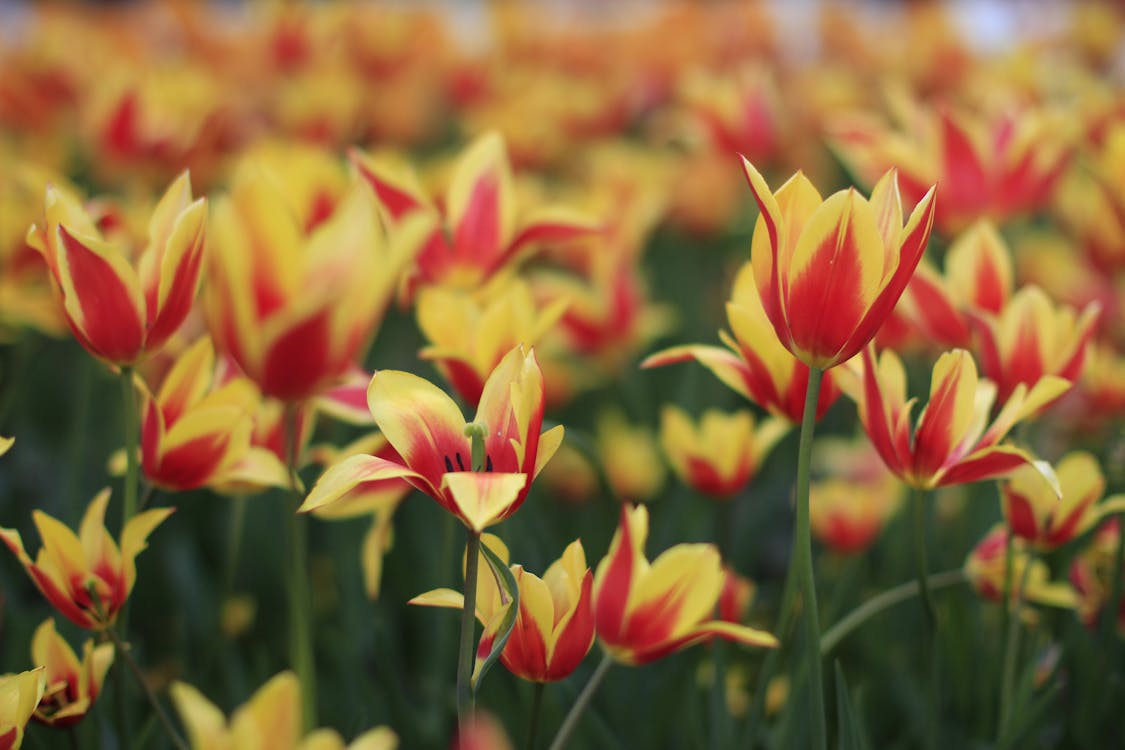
top-left (299, 455), bottom-right (421, 514)
top-left (441, 472), bottom-right (527, 532)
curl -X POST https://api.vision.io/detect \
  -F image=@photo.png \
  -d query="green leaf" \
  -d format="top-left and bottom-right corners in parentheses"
top-left (835, 661), bottom-right (870, 750)
top-left (471, 540), bottom-right (520, 691)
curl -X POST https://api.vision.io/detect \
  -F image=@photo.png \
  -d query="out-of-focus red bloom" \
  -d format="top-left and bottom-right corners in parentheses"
top-left (1070, 518), bottom-right (1125, 635)
top-left (1076, 343), bottom-right (1125, 421)
top-left (659, 405), bottom-right (788, 500)
top-left (206, 156), bottom-right (423, 402)
top-left (741, 158), bottom-right (936, 370)
top-left (452, 712), bottom-right (513, 750)
top-left (1002, 452), bottom-right (1123, 551)
top-left (677, 65), bottom-right (783, 166)
top-left (301, 346), bottom-right (562, 532)
top-left (413, 536), bottom-right (595, 683)
top-left (809, 437), bottom-right (903, 555)
top-left (718, 567), bottom-right (757, 625)
top-left (29, 618), bottom-right (113, 728)
top-left (832, 104), bottom-right (1074, 236)
top-left (0, 490), bottom-right (172, 630)
top-left (643, 263), bottom-right (841, 423)
top-left (969, 286), bottom-right (1099, 407)
top-left (352, 133), bottom-right (594, 297)
top-left (965, 524), bottom-right (1077, 608)
top-left (27, 172), bottom-right (206, 366)
top-left (593, 505), bottom-right (777, 665)
top-left (140, 337), bottom-right (286, 492)
top-left (844, 347), bottom-right (1070, 490)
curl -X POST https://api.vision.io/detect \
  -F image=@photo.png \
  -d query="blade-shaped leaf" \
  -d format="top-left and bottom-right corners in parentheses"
top-left (471, 540), bottom-right (520, 691)
top-left (835, 661), bottom-right (870, 750)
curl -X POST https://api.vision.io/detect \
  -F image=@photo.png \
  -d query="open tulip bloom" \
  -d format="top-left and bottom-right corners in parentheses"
top-left (594, 505), bottom-right (777, 666)
top-left (740, 157), bottom-right (936, 371)
top-left (300, 345), bottom-right (563, 532)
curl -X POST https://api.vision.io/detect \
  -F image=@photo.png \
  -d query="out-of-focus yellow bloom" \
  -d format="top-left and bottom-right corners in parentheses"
top-left (0, 437), bottom-right (12, 457)
top-left (1070, 517), bottom-right (1125, 635)
top-left (1077, 343), bottom-right (1125, 422)
top-left (27, 171), bottom-right (206, 366)
top-left (844, 347), bottom-right (1069, 491)
top-left (140, 337), bottom-right (287, 492)
top-left (741, 158), bottom-right (936, 370)
top-left (1002, 452), bottom-right (1124, 551)
top-left (809, 437), bottom-right (903, 555)
top-left (413, 536), bottom-right (595, 683)
top-left (593, 505), bottom-right (777, 665)
top-left (969, 286), bottom-right (1099, 407)
top-left (451, 712), bottom-right (514, 750)
top-left (660, 406), bottom-right (788, 500)
top-left (415, 278), bottom-right (567, 405)
top-left (644, 263), bottom-right (841, 423)
top-left (596, 411), bottom-right (666, 503)
top-left (965, 524), bottom-right (1077, 609)
top-left (206, 151), bottom-right (425, 402)
top-left (171, 672), bottom-right (397, 750)
top-left (537, 442), bottom-right (599, 505)
top-left (29, 618), bottom-right (113, 727)
top-left (0, 490), bottom-right (173, 630)
top-left (0, 668), bottom-right (45, 750)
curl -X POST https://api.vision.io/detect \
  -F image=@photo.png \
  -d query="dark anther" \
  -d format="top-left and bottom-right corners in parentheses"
top-left (444, 455), bottom-right (454, 473)
top-left (456, 453), bottom-right (466, 471)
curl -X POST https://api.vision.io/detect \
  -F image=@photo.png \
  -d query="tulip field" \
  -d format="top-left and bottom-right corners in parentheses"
top-left (2, 2), bottom-right (1125, 748)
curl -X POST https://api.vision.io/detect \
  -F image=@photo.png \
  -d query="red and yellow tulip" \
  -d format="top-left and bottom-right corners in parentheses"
top-left (300, 345), bottom-right (563, 532)
top-left (1069, 518), bottom-right (1125, 634)
top-left (29, 618), bottom-right (113, 728)
top-left (412, 536), bottom-right (595, 683)
top-left (171, 671), bottom-right (398, 750)
top-left (27, 171), bottom-right (206, 366)
top-left (593, 505), bottom-right (777, 665)
top-left (140, 337), bottom-right (287, 492)
top-left (352, 132), bottom-right (593, 296)
top-left (969, 285), bottom-right (1100, 407)
top-left (809, 437), bottom-right (903, 555)
top-left (643, 263), bottom-right (840, 423)
top-left (964, 524), bottom-right (1077, 609)
top-left (0, 490), bottom-right (173, 630)
top-left (660, 405), bottom-right (788, 499)
top-left (0, 669), bottom-right (45, 750)
top-left (845, 347), bottom-right (1070, 490)
top-left (206, 155), bottom-right (424, 402)
top-left (741, 158), bottom-right (936, 370)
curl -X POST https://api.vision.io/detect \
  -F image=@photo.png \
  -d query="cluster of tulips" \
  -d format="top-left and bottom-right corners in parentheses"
top-left (1, 1), bottom-right (1124, 749)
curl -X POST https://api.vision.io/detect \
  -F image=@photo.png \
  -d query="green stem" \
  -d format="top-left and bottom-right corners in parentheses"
top-left (457, 530), bottom-right (482, 731)
top-left (526, 681), bottom-right (546, 750)
top-left (119, 367), bottom-right (139, 534)
top-left (284, 405), bottom-right (316, 731)
top-left (709, 639), bottom-right (728, 750)
top-left (791, 366), bottom-right (827, 750)
top-left (105, 626), bottom-right (189, 750)
top-left (547, 652), bottom-right (614, 750)
top-left (743, 565), bottom-right (799, 742)
top-left (997, 550), bottom-right (1034, 741)
top-left (820, 570), bottom-right (967, 656)
top-left (913, 489), bottom-right (936, 627)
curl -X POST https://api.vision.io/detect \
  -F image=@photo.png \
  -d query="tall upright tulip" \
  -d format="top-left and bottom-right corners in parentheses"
top-left (740, 158), bottom-right (937, 370)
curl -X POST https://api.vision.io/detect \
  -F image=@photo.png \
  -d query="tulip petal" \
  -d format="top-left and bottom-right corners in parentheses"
top-left (299, 455), bottom-right (420, 514)
top-left (441, 472), bottom-right (527, 532)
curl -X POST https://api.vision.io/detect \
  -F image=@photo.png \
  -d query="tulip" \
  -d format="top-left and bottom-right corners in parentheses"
top-left (718, 567), bottom-right (757, 625)
top-left (594, 505), bottom-right (777, 665)
top-left (741, 157), bottom-right (936, 370)
top-left (844, 346), bottom-right (1070, 490)
top-left (643, 263), bottom-right (840, 423)
top-left (29, 618), bottom-right (113, 727)
top-left (969, 285), bottom-right (1099, 407)
top-left (1069, 518), bottom-right (1125, 634)
top-left (595, 411), bottom-right (666, 503)
top-left (0, 669), bottom-right (45, 750)
top-left (171, 672), bottom-right (398, 750)
top-left (140, 337), bottom-right (287, 491)
top-left (413, 536), bottom-right (595, 683)
top-left (352, 132), bottom-right (594, 297)
top-left (27, 172), bottom-right (206, 366)
top-left (206, 158), bottom-right (424, 402)
top-left (964, 524), bottom-right (1077, 609)
top-left (300, 345), bottom-right (563, 532)
top-left (0, 490), bottom-right (173, 630)
top-left (809, 438), bottom-right (903, 555)
top-left (660, 405), bottom-right (788, 499)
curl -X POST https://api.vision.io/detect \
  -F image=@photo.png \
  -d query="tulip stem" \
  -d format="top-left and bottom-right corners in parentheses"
top-left (997, 551), bottom-right (1034, 741)
top-left (526, 681), bottom-right (546, 750)
top-left (792, 366), bottom-right (827, 750)
top-left (283, 405), bottom-right (316, 731)
top-left (820, 569), bottom-right (967, 656)
top-left (547, 652), bottom-right (614, 750)
top-left (119, 367), bottom-right (139, 534)
top-left (105, 626), bottom-right (189, 750)
top-left (457, 530), bottom-right (482, 732)
top-left (912, 489), bottom-right (937, 627)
